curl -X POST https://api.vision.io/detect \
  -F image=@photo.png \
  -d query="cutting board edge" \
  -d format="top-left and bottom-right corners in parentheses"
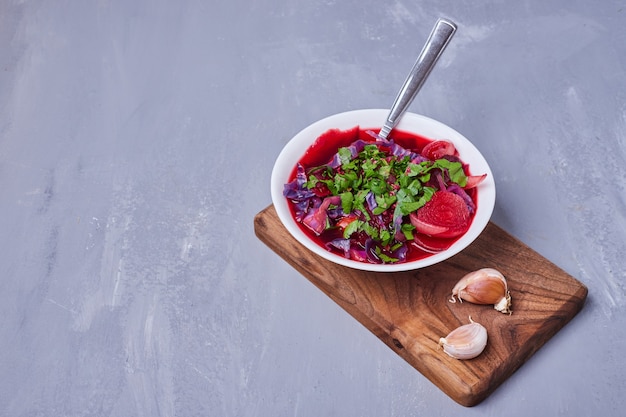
top-left (253, 204), bottom-right (588, 407)
top-left (254, 207), bottom-right (491, 406)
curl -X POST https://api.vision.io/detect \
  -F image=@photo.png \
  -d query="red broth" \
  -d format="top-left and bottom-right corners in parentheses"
top-left (287, 126), bottom-right (478, 263)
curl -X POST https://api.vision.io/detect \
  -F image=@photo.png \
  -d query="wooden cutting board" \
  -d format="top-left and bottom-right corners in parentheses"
top-left (254, 205), bottom-right (587, 406)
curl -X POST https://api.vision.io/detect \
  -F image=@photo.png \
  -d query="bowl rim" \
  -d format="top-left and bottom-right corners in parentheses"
top-left (271, 109), bottom-right (496, 272)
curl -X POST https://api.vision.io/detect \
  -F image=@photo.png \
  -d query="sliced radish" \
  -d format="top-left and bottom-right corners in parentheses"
top-left (409, 215), bottom-right (450, 236)
top-left (409, 191), bottom-right (471, 238)
top-left (412, 235), bottom-right (455, 253)
top-left (421, 140), bottom-right (456, 160)
top-left (465, 173), bottom-right (487, 189)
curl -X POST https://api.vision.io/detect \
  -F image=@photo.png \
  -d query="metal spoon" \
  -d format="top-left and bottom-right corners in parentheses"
top-left (378, 18), bottom-right (457, 141)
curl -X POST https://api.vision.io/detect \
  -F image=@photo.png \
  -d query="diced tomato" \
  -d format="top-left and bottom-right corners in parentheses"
top-left (336, 213), bottom-right (359, 230)
top-left (311, 182), bottom-right (331, 197)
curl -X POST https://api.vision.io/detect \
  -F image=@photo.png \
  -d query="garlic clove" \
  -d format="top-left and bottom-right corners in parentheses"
top-left (449, 268), bottom-right (512, 314)
top-left (438, 317), bottom-right (488, 360)
top-left (494, 291), bottom-right (512, 313)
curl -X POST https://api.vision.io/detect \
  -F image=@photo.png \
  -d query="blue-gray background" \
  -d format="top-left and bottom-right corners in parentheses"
top-left (1, 1), bottom-right (624, 416)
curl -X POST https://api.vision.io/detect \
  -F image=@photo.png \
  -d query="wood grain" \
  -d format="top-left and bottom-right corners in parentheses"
top-left (254, 205), bottom-right (588, 406)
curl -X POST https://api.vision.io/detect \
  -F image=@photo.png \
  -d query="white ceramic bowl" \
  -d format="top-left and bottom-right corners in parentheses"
top-left (271, 109), bottom-right (496, 272)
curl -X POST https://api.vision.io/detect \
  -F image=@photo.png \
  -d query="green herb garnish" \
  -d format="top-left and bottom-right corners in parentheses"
top-left (305, 143), bottom-right (467, 242)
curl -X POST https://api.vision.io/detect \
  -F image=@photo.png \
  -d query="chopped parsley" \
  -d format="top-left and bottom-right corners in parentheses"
top-left (284, 135), bottom-right (472, 264)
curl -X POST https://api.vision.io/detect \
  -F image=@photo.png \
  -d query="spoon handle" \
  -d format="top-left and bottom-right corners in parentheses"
top-left (378, 18), bottom-right (457, 141)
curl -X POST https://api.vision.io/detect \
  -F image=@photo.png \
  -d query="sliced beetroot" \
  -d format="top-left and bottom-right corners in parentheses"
top-left (409, 191), bottom-right (471, 238)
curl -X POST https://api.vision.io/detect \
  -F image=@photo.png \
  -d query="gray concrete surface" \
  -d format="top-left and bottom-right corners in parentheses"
top-left (1, 0), bottom-right (624, 415)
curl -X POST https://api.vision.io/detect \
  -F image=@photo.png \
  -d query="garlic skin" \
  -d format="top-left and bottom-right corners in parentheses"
top-left (439, 318), bottom-right (488, 360)
top-left (450, 268), bottom-right (512, 314)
